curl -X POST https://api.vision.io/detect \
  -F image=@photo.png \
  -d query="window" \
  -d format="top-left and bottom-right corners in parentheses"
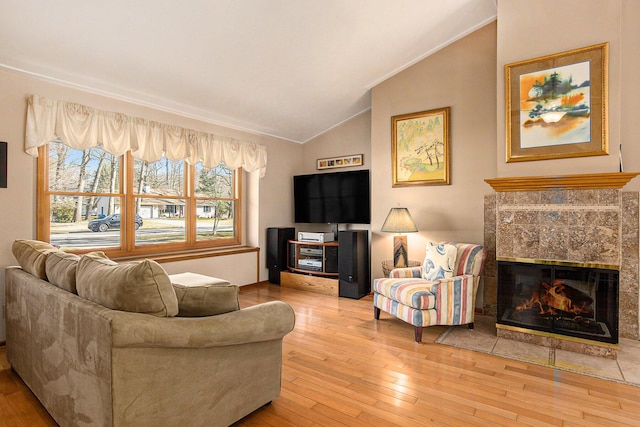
top-left (194, 163), bottom-right (236, 241)
top-left (38, 140), bottom-right (241, 256)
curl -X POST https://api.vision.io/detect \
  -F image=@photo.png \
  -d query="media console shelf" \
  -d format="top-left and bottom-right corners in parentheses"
top-left (281, 240), bottom-right (339, 296)
top-left (281, 231), bottom-right (370, 299)
top-left (287, 240), bottom-right (339, 277)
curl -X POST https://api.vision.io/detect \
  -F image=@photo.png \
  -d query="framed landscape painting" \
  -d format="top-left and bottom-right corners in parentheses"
top-left (391, 107), bottom-right (450, 187)
top-left (505, 42), bottom-right (609, 162)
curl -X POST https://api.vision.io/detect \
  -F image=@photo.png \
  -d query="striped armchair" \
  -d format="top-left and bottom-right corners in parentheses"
top-left (373, 242), bottom-right (486, 342)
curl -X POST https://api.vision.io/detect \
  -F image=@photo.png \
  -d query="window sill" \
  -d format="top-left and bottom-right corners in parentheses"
top-left (112, 245), bottom-right (259, 264)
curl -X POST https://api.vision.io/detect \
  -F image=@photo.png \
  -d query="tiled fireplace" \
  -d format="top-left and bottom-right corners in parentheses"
top-left (484, 173), bottom-right (640, 358)
top-left (497, 261), bottom-right (618, 344)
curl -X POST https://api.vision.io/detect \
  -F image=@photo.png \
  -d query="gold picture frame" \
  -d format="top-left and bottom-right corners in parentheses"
top-left (392, 107), bottom-right (450, 186)
top-left (317, 153), bottom-right (363, 170)
top-left (506, 42), bottom-right (609, 162)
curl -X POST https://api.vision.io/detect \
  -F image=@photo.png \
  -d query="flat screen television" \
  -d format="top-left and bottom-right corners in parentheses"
top-left (294, 169), bottom-right (370, 224)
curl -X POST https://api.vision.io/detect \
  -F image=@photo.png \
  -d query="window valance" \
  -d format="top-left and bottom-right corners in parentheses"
top-left (25, 94), bottom-right (267, 178)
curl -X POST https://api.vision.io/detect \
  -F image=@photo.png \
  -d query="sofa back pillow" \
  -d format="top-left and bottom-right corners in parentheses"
top-left (46, 251), bottom-right (108, 294)
top-left (12, 239), bottom-right (60, 280)
top-left (76, 253), bottom-right (178, 317)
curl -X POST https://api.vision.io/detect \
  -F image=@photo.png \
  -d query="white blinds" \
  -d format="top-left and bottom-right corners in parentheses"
top-left (25, 94), bottom-right (268, 177)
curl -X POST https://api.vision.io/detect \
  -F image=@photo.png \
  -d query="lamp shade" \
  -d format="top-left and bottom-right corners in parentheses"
top-left (381, 207), bottom-right (418, 233)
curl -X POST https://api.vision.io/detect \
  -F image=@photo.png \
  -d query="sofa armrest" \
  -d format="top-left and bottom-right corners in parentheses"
top-left (110, 300), bottom-right (295, 348)
top-left (390, 266), bottom-right (423, 278)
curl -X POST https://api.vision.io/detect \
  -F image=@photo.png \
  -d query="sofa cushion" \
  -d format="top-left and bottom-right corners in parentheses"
top-left (422, 242), bottom-right (457, 281)
top-left (169, 272), bottom-right (238, 317)
top-left (12, 239), bottom-right (60, 280)
top-left (45, 251), bottom-right (108, 293)
top-left (76, 253), bottom-right (178, 317)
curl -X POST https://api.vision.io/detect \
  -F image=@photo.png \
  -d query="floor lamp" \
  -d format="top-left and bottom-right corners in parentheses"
top-left (381, 207), bottom-right (418, 268)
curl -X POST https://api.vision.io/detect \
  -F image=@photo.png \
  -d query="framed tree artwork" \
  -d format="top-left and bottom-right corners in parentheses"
top-left (505, 42), bottom-right (609, 162)
top-left (391, 107), bottom-right (450, 187)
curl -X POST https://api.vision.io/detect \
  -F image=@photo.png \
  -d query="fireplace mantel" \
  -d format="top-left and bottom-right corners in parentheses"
top-left (484, 175), bottom-right (640, 341)
top-left (485, 172), bottom-right (640, 192)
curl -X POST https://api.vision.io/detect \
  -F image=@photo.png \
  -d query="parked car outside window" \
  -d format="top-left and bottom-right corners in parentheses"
top-left (88, 214), bottom-right (143, 232)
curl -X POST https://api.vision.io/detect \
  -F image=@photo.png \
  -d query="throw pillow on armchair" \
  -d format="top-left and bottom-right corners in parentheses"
top-left (422, 242), bottom-right (457, 281)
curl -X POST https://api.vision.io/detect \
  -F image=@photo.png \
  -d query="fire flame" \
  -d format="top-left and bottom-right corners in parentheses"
top-left (515, 279), bottom-right (590, 315)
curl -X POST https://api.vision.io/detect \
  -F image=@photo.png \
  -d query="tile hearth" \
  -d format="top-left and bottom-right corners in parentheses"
top-left (436, 316), bottom-right (640, 386)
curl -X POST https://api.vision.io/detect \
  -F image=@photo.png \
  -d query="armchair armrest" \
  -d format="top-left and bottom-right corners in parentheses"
top-left (430, 274), bottom-right (474, 289)
top-left (109, 300), bottom-right (295, 348)
top-left (428, 274), bottom-right (478, 325)
top-left (390, 266), bottom-right (423, 278)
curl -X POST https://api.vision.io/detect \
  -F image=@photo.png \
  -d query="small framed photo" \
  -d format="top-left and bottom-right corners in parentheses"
top-left (317, 154), bottom-right (363, 170)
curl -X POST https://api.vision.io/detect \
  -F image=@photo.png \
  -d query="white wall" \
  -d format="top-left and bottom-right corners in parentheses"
top-left (0, 67), bottom-right (302, 341)
top-left (160, 251), bottom-right (259, 285)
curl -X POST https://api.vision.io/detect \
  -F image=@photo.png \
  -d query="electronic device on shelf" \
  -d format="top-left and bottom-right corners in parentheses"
top-left (298, 259), bottom-right (323, 270)
top-left (298, 231), bottom-right (334, 243)
top-left (299, 247), bottom-right (324, 256)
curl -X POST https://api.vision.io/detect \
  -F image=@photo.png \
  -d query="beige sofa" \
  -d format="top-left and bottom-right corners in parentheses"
top-left (6, 240), bottom-right (295, 427)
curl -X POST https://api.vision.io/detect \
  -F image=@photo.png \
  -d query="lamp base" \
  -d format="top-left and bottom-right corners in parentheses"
top-left (393, 235), bottom-right (408, 268)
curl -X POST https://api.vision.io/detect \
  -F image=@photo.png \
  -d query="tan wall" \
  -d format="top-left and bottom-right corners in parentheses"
top-left (370, 22), bottom-right (498, 286)
top-left (0, 67), bottom-right (302, 341)
top-left (299, 110), bottom-right (372, 235)
top-left (497, 0), bottom-right (640, 190)
top-left (620, 0), bottom-right (640, 191)
top-left (301, 110), bottom-right (371, 175)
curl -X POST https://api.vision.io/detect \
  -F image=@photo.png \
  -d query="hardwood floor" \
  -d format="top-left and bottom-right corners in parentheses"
top-left (0, 348), bottom-right (57, 426)
top-left (2, 283), bottom-right (640, 426)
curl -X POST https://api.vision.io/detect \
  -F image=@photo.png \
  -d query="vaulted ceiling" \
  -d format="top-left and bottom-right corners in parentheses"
top-left (0, 0), bottom-right (496, 143)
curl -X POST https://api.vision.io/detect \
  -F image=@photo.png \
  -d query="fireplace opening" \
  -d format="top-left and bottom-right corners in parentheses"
top-left (497, 261), bottom-right (618, 344)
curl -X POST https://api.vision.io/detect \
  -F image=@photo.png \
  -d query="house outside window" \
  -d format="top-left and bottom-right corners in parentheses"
top-left (38, 140), bottom-right (241, 257)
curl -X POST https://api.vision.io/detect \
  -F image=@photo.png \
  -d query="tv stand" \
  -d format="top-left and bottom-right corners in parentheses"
top-left (281, 240), bottom-right (339, 296)
top-left (281, 231), bottom-right (370, 299)
top-left (286, 240), bottom-right (338, 277)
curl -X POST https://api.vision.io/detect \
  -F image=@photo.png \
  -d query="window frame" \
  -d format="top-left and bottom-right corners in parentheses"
top-left (37, 145), bottom-right (242, 258)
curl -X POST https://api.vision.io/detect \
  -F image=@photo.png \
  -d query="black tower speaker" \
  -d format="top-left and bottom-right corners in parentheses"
top-left (267, 227), bottom-right (295, 284)
top-left (338, 230), bottom-right (370, 299)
